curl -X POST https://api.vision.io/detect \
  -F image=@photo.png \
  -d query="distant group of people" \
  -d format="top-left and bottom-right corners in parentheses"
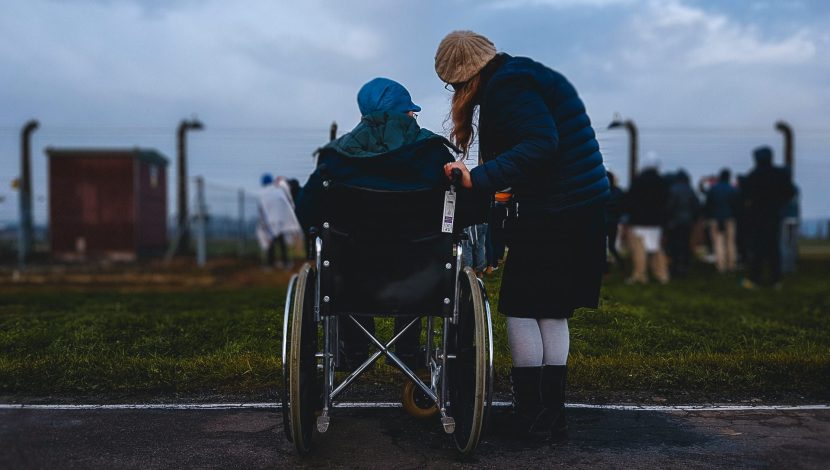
top-left (606, 146), bottom-right (798, 288)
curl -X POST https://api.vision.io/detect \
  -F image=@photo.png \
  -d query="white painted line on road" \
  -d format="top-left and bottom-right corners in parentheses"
top-left (1, 402), bottom-right (829, 412)
top-left (565, 403), bottom-right (830, 412)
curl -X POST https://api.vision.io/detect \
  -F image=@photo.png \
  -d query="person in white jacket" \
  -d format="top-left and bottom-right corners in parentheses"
top-left (257, 173), bottom-right (302, 268)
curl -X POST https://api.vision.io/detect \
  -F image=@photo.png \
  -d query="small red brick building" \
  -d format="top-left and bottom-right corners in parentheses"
top-left (46, 148), bottom-right (169, 261)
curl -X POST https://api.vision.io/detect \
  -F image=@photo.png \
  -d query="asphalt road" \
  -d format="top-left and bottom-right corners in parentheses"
top-left (2, 407), bottom-right (828, 469)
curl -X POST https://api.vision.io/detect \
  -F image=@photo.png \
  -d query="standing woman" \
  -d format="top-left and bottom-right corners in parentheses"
top-left (436, 31), bottom-right (609, 439)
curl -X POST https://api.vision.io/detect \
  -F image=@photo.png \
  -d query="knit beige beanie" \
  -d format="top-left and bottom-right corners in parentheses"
top-left (434, 30), bottom-right (497, 85)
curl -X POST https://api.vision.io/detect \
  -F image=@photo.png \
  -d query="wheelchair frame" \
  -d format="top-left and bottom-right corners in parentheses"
top-left (282, 234), bottom-right (494, 457)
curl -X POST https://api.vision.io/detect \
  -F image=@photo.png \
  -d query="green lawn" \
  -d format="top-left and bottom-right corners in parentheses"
top-left (1, 258), bottom-right (828, 403)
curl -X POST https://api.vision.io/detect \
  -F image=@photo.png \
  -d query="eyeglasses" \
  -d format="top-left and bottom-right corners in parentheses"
top-left (444, 81), bottom-right (466, 92)
top-left (411, 113), bottom-right (418, 120)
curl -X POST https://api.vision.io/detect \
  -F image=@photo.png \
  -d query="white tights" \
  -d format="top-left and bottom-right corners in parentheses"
top-left (506, 317), bottom-right (570, 367)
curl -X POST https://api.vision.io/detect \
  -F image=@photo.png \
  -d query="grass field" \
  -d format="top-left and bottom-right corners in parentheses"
top-left (1, 255), bottom-right (828, 404)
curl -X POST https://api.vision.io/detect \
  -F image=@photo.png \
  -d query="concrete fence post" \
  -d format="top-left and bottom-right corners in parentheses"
top-left (18, 119), bottom-right (39, 268)
top-left (176, 118), bottom-right (203, 254)
top-left (775, 121), bottom-right (794, 171)
top-left (237, 189), bottom-right (246, 257)
top-left (330, 121), bottom-right (338, 142)
top-left (607, 114), bottom-right (638, 187)
top-left (195, 176), bottom-right (207, 267)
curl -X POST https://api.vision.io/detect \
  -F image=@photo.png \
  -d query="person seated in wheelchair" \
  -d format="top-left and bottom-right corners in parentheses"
top-left (296, 77), bottom-right (485, 372)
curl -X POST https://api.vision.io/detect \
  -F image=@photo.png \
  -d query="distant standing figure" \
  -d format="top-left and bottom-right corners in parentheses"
top-left (286, 178), bottom-right (301, 202)
top-left (735, 174), bottom-right (752, 265)
top-left (665, 170), bottom-right (700, 277)
top-left (257, 173), bottom-right (302, 268)
top-left (780, 177), bottom-right (800, 274)
top-left (462, 223), bottom-right (488, 275)
top-left (741, 147), bottom-right (795, 288)
top-left (624, 156), bottom-right (670, 284)
top-left (605, 171), bottom-right (625, 271)
top-left (705, 169), bottom-right (739, 273)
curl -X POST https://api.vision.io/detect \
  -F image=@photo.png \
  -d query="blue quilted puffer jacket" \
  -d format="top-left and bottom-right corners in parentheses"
top-left (472, 54), bottom-right (609, 215)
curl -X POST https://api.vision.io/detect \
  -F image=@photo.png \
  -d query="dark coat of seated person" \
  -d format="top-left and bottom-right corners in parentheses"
top-left (296, 113), bottom-right (486, 232)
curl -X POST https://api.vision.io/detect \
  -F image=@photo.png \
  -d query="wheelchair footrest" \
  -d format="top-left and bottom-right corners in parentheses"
top-left (317, 414), bottom-right (330, 433)
top-left (441, 416), bottom-right (455, 434)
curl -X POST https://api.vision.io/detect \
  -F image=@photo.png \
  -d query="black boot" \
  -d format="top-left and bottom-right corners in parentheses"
top-left (538, 365), bottom-right (568, 441)
top-left (508, 367), bottom-right (544, 437)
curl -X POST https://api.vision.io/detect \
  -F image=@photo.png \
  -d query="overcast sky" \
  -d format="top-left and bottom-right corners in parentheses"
top-left (1, 0), bottom-right (829, 223)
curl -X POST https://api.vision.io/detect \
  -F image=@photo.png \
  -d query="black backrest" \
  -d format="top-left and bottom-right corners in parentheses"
top-left (318, 183), bottom-right (456, 317)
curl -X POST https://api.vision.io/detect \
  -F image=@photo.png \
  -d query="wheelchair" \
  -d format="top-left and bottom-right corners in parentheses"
top-left (281, 174), bottom-right (494, 457)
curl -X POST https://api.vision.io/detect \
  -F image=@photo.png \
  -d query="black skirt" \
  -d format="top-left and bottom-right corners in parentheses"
top-left (498, 206), bottom-right (606, 319)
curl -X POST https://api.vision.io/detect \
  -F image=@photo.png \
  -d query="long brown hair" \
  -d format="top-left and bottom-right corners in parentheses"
top-left (449, 73), bottom-right (483, 157)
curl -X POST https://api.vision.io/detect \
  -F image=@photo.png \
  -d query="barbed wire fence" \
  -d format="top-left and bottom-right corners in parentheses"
top-left (1, 123), bottom-right (829, 266)
top-left (0, 192), bottom-right (48, 263)
top-left (191, 176), bottom-right (316, 266)
top-left (164, 177), bottom-right (263, 266)
top-left (199, 179), bottom-right (260, 258)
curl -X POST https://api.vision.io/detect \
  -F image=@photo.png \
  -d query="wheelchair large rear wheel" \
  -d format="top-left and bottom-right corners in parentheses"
top-left (286, 263), bottom-right (320, 454)
top-left (448, 267), bottom-right (489, 457)
top-left (281, 273), bottom-right (298, 442)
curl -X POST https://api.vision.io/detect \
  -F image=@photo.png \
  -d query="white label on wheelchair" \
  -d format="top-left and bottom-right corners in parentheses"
top-left (442, 189), bottom-right (456, 233)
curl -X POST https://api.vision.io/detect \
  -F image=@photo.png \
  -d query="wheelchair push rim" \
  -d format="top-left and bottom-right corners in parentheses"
top-left (287, 263), bottom-right (319, 455)
top-left (281, 273), bottom-right (298, 442)
top-left (448, 267), bottom-right (489, 457)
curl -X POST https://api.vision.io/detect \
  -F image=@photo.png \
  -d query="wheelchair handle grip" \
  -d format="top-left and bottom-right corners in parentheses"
top-left (449, 168), bottom-right (462, 185)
